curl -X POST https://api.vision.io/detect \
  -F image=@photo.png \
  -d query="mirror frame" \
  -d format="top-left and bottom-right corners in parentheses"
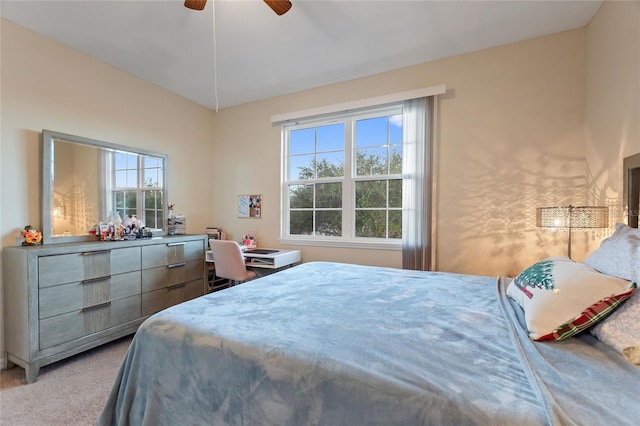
top-left (42, 129), bottom-right (169, 244)
top-left (623, 152), bottom-right (640, 228)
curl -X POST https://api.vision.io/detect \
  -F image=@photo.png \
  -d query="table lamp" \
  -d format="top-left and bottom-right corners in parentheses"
top-left (536, 205), bottom-right (609, 259)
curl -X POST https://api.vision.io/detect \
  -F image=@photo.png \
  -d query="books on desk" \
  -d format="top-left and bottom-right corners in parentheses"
top-left (206, 227), bottom-right (226, 247)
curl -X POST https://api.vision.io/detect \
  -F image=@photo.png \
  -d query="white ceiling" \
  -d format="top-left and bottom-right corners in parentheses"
top-left (0, 0), bottom-right (603, 111)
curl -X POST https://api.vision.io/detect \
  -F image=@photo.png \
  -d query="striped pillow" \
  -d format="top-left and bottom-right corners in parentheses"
top-left (506, 257), bottom-right (636, 341)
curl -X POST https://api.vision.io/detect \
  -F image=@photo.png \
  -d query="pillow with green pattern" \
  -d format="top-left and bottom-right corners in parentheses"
top-left (506, 256), bottom-right (636, 341)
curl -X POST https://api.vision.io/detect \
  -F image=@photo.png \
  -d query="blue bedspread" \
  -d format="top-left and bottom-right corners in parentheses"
top-left (98, 262), bottom-right (639, 425)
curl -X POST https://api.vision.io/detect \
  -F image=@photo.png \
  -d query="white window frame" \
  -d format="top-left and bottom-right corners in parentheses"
top-left (274, 85), bottom-right (446, 250)
top-left (110, 152), bottom-right (164, 231)
top-left (280, 104), bottom-right (404, 250)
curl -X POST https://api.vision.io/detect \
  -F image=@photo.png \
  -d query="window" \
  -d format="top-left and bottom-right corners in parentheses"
top-left (111, 151), bottom-right (164, 230)
top-left (282, 104), bottom-right (404, 245)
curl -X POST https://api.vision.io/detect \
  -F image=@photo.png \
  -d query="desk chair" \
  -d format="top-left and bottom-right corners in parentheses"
top-left (208, 239), bottom-right (257, 286)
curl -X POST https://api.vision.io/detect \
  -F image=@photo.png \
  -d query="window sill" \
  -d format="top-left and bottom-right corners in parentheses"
top-left (278, 237), bottom-right (401, 251)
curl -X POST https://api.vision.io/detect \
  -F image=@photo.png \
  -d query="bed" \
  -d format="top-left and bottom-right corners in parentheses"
top-left (99, 157), bottom-right (640, 426)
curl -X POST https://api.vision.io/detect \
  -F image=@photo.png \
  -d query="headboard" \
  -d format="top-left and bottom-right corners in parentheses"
top-left (624, 153), bottom-right (640, 228)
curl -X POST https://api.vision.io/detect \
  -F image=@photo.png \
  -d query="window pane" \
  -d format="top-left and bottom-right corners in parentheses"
top-left (144, 190), bottom-right (153, 208)
top-left (316, 152), bottom-right (344, 178)
top-left (114, 191), bottom-right (136, 218)
top-left (389, 114), bottom-right (402, 144)
top-left (316, 182), bottom-right (342, 208)
top-left (356, 148), bottom-right (388, 175)
top-left (317, 123), bottom-right (344, 152)
top-left (355, 210), bottom-right (386, 238)
top-left (145, 210), bottom-right (157, 230)
top-left (290, 211), bottom-right (313, 235)
top-left (144, 156), bottom-right (161, 168)
top-left (125, 191), bottom-right (137, 209)
top-left (143, 190), bottom-right (163, 230)
top-left (143, 156), bottom-right (163, 188)
top-left (144, 169), bottom-right (162, 188)
top-left (388, 179), bottom-right (402, 208)
top-left (289, 185), bottom-right (313, 209)
top-left (123, 207), bottom-right (136, 219)
top-left (115, 170), bottom-right (127, 188)
top-left (125, 153), bottom-right (138, 167)
top-left (388, 210), bottom-right (402, 239)
top-left (356, 117), bottom-right (387, 148)
top-left (126, 170), bottom-right (136, 187)
top-left (114, 191), bottom-right (124, 209)
top-left (290, 128), bottom-right (315, 155)
top-left (356, 180), bottom-right (386, 208)
top-left (290, 154), bottom-right (315, 180)
top-left (144, 168), bottom-right (160, 187)
top-left (315, 210), bottom-right (342, 236)
top-left (389, 144), bottom-right (402, 174)
top-left (144, 190), bottom-right (160, 209)
top-left (115, 152), bottom-right (127, 169)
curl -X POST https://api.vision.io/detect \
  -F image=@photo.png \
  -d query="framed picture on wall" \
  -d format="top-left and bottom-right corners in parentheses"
top-left (238, 194), bottom-right (262, 218)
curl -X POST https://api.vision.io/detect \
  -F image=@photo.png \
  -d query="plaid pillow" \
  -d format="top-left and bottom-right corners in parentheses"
top-left (507, 257), bottom-right (636, 341)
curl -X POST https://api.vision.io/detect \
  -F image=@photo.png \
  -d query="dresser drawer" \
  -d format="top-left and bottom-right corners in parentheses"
top-left (141, 260), bottom-right (204, 293)
top-left (141, 278), bottom-right (203, 316)
top-left (38, 247), bottom-right (141, 288)
top-left (39, 295), bottom-right (141, 349)
top-left (39, 271), bottom-right (141, 319)
top-left (141, 240), bottom-right (204, 269)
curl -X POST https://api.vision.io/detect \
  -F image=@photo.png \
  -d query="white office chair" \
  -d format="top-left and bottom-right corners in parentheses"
top-left (208, 239), bottom-right (257, 286)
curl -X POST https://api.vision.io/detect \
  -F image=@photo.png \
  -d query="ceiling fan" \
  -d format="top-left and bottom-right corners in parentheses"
top-left (184, 0), bottom-right (292, 16)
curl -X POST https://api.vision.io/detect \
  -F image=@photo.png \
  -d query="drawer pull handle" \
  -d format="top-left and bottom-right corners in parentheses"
top-left (167, 283), bottom-right (186, 290)
top-left (82, 301), bottom-right (112, 312)
top-left (82, 276), bottom-right (111, 285)
top-left (167, 242), bottom-right (185, 247)
top-left (168, 262), bottom-right (186, 269)
top-left (81, 250), bottom-right (111, 256)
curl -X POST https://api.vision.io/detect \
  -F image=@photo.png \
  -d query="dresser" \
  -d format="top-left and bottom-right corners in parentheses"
top-left (3, 235), bottom-right (207, 383)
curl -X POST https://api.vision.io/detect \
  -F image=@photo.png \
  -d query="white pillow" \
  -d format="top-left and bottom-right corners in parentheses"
top-left (590, 290), bottom-right (640, 363)
top-left (583, 223), bottom-right (640, 284)
top-left (583, 223), bottom-right (640, 362)
top-left (507, 257), bottom-right (636, 341)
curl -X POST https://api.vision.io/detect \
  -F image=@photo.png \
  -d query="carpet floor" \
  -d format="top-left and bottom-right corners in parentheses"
top-left (0, 335), bottom-right (132, 426)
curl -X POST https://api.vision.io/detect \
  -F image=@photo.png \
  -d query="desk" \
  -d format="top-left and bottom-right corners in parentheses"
top-left (243, 249), bottom-right (301, 270)
top-left (205, 248), bottom-right (301, 269)
top-left (205, 248), bottom-right (301, 291)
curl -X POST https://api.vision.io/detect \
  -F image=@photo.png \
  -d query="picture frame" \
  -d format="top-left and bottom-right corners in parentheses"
top-left (237, 194), bottom-right (262, 218)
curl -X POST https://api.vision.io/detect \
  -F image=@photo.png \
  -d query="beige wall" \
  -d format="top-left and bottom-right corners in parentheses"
top-left (0, 19), bottom-right (215, 365)
top-left (212, 29), bottom-right (588, 276)
top-left (585, 0), bottom-right (640, 231)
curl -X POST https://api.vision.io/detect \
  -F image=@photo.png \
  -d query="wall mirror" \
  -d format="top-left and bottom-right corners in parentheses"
top-left (42, 129), bottom-right (168, 244)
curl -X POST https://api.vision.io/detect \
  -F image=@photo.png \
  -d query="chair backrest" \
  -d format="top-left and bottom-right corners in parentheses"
top-left (209, 239), bottom-right (254, 282)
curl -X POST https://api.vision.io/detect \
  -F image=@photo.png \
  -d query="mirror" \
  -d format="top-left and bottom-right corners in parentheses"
top-left (42, 129), bottom-right (168, 244)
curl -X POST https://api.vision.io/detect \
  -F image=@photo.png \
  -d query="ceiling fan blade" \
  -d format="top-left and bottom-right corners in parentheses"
top-left (264, 0), bottom-right (292, 16)
top-left (184, 0), bottom-right (207, 11)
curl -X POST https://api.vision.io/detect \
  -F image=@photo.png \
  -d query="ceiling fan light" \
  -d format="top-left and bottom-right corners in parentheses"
top-left (264, 0), bottom-right (292, 16)
top-left (184, 0), bottom-right (207, 11)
